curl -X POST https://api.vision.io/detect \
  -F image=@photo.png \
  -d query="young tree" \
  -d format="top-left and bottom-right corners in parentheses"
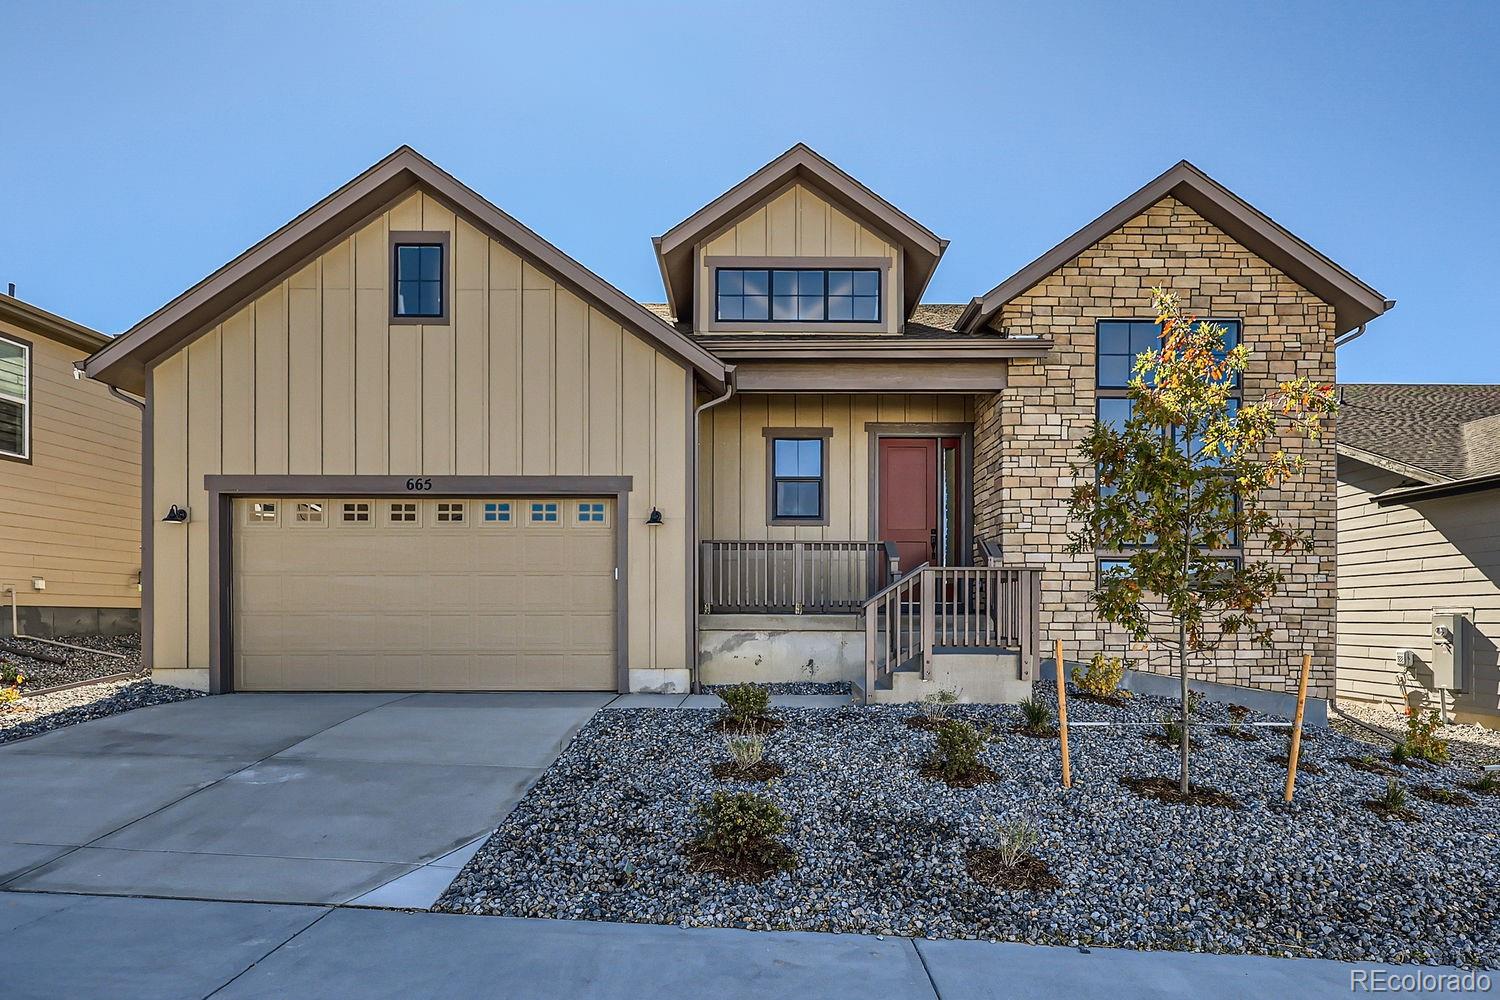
top-left (1066, 288), bottom-right (1336, 792)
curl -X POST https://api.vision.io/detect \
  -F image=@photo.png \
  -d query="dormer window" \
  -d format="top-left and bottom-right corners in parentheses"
top-left (715, 268), bottom-right (880, 324)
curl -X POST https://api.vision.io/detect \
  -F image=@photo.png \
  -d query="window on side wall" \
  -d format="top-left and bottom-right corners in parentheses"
top-left (767, 433), bottom-right (828, 524)
top-left (0, 335), bottom-right (30, 461)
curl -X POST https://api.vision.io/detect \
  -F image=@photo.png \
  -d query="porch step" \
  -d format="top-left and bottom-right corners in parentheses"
top-left (868, 650), bottom-right (1031, 705)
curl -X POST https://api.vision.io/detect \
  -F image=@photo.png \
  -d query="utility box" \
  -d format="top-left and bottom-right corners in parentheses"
top-left (1430, 610), bottom-right (1472, 692)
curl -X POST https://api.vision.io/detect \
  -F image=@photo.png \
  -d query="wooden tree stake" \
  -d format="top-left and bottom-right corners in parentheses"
top-left (1283, 653), bottom-right (1312, 802)
top-left (1055, 638), bottom-right (1072, 789)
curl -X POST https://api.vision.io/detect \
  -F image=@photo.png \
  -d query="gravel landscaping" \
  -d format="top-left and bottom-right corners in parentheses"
top-left (0, 633), bottom-right (143, 690)
top-left (0, 678), bottom-right (200, 746)
top-left (704, 681), bottom-right (853, 696)
top-left (437, 682), bottom-right (1500, 967)
top-left (1333, 699), bottom-right (1500, 771)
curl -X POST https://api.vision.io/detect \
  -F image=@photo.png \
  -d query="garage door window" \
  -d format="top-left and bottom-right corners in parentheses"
top-left (529, 502), bottom-right (560, 523)
top-left (389, 502), bottom-right (418, 524)
top-left (294, 502), bottom-right (325, 525)
top-left (576, 501), bottom-right (608, 525)
top-left (249, 501), bottom-right (277, 524)
top-left (436, 502), bottom-right (466, 523)
top-left (482, 501), bottom-right (513, 523)
top-left (341, 502), bottom-right (370, 523)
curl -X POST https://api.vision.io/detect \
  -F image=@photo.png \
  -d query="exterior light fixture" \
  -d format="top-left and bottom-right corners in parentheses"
top-left (646, 507), bottom-right (664, 526)
top-left (162, 504), bottom-right (190, 523)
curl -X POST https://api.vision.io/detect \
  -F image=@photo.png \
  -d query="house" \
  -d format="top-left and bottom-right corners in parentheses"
top-left (83, 145), bottom-right (1390, 708)
top-left (1336, 384), bottom-right (1500, 725)
top-left (0, 292), bottom-right (141, 637)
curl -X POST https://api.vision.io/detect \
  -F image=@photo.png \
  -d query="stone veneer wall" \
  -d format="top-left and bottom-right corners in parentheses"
top-left (972, 195), bottom-right (1338, 698)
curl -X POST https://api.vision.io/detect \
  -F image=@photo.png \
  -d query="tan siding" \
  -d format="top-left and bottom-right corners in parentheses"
top-left (1336, 456), bottom-right (1500, 722)
top-left (0, 323), bottom-right (140, 612)
top-left (151, 191), bottom-right (693, 683)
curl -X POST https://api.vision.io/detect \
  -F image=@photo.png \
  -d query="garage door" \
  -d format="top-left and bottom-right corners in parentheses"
top-left (231, 496), bottom-right (616, 691)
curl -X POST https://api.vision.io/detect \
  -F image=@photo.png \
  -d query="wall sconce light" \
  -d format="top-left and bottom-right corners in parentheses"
top-left (162, 504), bottom-right (190, 524)
top-left (645, 506), bottom-right (664, 526)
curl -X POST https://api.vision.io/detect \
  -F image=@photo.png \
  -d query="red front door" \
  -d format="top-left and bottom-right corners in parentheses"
top-left (878, 438), bottom-right (939, 572)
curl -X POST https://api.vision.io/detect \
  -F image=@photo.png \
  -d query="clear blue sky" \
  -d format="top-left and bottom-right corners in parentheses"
top-left (3, 1), bottom-right (1496, 383)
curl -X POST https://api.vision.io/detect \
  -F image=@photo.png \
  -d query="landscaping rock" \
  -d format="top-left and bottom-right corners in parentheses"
top-left (1, 633), bottom-right (143, 690)
top-left (1, 678), bottom-right (200, 745)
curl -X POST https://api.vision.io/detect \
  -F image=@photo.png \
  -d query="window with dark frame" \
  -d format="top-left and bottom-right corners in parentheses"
top-left (393, 243), bottom-right (444, 319)
top-left (770, 437), bottom-right (824, 520)
top-left (715, 268), bottom-right (879, 323)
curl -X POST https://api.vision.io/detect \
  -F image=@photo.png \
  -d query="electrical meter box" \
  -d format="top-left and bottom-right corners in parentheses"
top-left (1430, 610), bottom-right (1472, 692)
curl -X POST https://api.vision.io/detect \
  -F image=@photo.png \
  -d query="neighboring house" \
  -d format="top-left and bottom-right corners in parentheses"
top-left (0, 292), bottom-right (141, 637)
top-left (83, 145), bottom-right (1389, 707)
top-left (1336, 384), bottom-right (1500, 725)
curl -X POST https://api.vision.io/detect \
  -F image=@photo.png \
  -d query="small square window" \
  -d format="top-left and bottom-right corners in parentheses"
top-left (482, 501), bottom-right (512, 523)
top-left (529, 502), bottom-right (559, 523)
top-left (390, 502), bottom-right (418, 523)
top-left (577, 502), bottom-right (607, 524)
top-left (250, 501), bottom-right (277, 523)
top-left (294, 502), bottom-right (324, 524)
top-left (436, 502), bottom-right (465, 523)
top-left (392, 238), bottom-right (446, 321)
top-left (341, 502), bottom-right (370, 523)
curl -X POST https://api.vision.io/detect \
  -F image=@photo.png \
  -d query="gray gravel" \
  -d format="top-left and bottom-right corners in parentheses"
top-left (1, 678), bottom-right (199, 745)
top-left (1, 633), bottom-right (143, 690)
top-left (1333, 700), bottom-right (1500, 771)
top-left (436, 681), bottom-right (1500, 967)
top-left (703, 681), bottom-right (853, 696)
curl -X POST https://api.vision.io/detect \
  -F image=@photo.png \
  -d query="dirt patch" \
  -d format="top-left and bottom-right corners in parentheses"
top-left (1013, 726), bottom-right (1058, 741)
top-left (682, 841), bottom-right (798, 883)
top-left (1069, 692), bottom-right (1129, 709)
top-left (1460, 776), bottom-right (1500, 796)
top-left (1223, 727), bottom-right (1261, 743)
top-left (1340, 755), bottom-right (1398, 777)
top-left (918, 758), bottom-right (1000, 788)
top-left (1363, 800), bottom-right (1421, 822)
top-left (711, 715), bottom-right (785, 736)
top-left (1119, 775), bottom-right (1242, 809)
top-left (710, 760), bottom-right (785, 783)
top-left (966, 849), bottom-right (1061, 892)
top-left (1267, 753), bottom-right (1323, 775)
top-left (904, 715), bottom-right (942, 732)
top-left (1227, 704), bottom-right (1251, 719)
top-left (1412, 785), bottom-right (1477, 808)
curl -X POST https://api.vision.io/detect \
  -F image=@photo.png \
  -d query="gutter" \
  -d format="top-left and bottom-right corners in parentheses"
top-left (1374, 471), bottom-right (1500, 506)
top-left (688, 367), bottom-right (737, 693)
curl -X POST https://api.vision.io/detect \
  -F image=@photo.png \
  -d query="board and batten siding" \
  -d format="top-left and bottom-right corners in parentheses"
top-left (1336, 456), bottom-right (1500, 723)
top-left (0, 320), bottom-right (140, 616)
top-left (695, 182), bottom-right (903, 335)
top-left (698, 393), bottom-right (974, 542)
top-left (151, 190), bottom-right (691, 690)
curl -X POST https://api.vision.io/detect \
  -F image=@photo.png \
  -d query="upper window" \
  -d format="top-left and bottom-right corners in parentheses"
top-left (0, 335), bottom-right (30, 460)
top-left (715, 268), bottom-right (879, 323)
top-left (1097, 319), bottom-right (1240, 388)
top-left (393, 242), bottom-right (444, 319)
top-left (770, 437), bottom-right (825, 522)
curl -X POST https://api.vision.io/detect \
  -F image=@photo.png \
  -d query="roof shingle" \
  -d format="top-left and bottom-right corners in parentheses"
top-left (1338, 383), bottom-right (1500, 482)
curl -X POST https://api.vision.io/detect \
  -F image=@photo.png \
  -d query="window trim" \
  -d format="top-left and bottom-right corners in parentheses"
top-left (763, 427), bottom-right (832, 526)
top-left (389, 231), bottom-right (452, 325)
top-left (700, 256), bottom-right (892, 334)
top-left (0, 332), bottom-right (32, 464)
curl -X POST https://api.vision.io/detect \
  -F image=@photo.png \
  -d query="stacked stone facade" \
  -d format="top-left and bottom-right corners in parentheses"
top-left (973, 196), bottom-right (1338, 697)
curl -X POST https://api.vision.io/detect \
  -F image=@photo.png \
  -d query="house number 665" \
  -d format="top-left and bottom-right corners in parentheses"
top-left (404, 478), bottom-right (433, 491)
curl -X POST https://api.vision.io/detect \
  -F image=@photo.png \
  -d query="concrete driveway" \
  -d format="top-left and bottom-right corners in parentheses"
top-left (0, 691), bottom-right (611, 906)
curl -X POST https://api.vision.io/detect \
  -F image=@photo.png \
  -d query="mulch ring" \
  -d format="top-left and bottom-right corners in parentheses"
top-left (904, 715), bottom-right (943, 732)
top-left (1142, 732), bottom-right (1182, 749)
top-left (1460, 775), bottom-right (1500, 796)
top-left (918, 758), bottom-right (1000, 788)
top-left (1068, 691), bottom-right (1129, 709)
top-left (709, 760), bottom-right (785, 783)
top-left (965, 849), bottom-right (1061, 892)
top-left (1119, 775), bottom-right (1242, 809)
top-left (1363, 799), bottom-right (1421, 823)
top-left (1222, 726), bottom-right (1261, 742)
top-left (1412, 785), bottom-right (1478, 808)
top-left (682, 840), bottom-right (798, 883)
top-left (1340, 755), bottom-right (1399, 777)
top-left (710, 715), bottom-right (785, 736)
top-left (1266, 753), bottom-right (1323, 775)
top-left (1013, 725), bottom-right (1058, 740)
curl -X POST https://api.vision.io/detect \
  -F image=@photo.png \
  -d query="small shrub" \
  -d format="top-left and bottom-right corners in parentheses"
top-left (1463, 770), bottom-right (1500, 794)
top-left (1379, 778), bottom-right (1407, 811)
top-left (923, 718), bottom-right (997, 787)
top-left (687, 790), bottom-right (796, 879)
top-left (992, 818), bottom-right (1040, 870)
top-left (0, 685), bottom-right (18, 706)
top-left (1018, 697), bottom-right (1054, 736)
top-left (1390, 742), bottom-right (1410, 765)
top-left (965, 816), bottom-right (1060, 892)
top-left (1186, 690), bottom-right (1206, 718)
top-left (0, 663), bottom-right (25, 686)
top-left (1400, 709), bottom-right (1450, 764)
top-left (727, 735), bottom-right (765, 769)
top-left (1072, 653), bottom-right (1127, 701)
top-left (920, 688), bottom-right (960, 720)
top-left (717, 683), bottom-right (770, 723)
top-left (1160, 712), bottom-right (1185, 745)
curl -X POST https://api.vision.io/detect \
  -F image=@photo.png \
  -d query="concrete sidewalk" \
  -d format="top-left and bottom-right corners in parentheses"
top-left (4, 891), bottom-right (1489, 1000)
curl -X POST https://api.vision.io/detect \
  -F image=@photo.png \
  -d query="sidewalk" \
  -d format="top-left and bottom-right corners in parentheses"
top-left (4, 890), bottom-right (1491, 999)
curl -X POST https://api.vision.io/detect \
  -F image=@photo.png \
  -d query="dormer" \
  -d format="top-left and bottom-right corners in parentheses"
top-left (653, 144), bottom-right (948, 337)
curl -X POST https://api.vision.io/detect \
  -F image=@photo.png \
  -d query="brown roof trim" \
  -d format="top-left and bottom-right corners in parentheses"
top-left (653, 143), bottom-right (948, 325)
top-left (1373, 471), bottom-right (1500, 506)
top-left (1335, 443), bottom-right (1449, 486)
top-left (0, 294), bottom-right (110, 353)
top-left (693, 335), bottom-right (1052, 361)
top-left (85, 146), bottom-right (728, 394)
top-left (956, 160), bottom-right (1393, 337)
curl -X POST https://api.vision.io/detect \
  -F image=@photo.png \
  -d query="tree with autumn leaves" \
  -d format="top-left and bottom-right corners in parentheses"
top-left (1066, 287), bottom-right (1337, 792)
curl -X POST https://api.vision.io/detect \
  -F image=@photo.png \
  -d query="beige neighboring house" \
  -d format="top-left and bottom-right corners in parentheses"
top-left (83, 145), bottom-right (1389, 716)
top-left (1336, 384), bottom-right (1500, 725)
top-left (0, 292), bottom-right (141, 637)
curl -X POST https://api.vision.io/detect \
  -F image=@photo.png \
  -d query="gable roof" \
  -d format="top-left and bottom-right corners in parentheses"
top-left (0, 293), bottom-right (110, 354)
top-left (1337, 383), bottom-right (1500, 485)
top-left (84, 146), bottom-right (728, 395)
top-left (955, 160), bottom-right (1393, 337)
top-left (652, 143), bottom-right (948, 324)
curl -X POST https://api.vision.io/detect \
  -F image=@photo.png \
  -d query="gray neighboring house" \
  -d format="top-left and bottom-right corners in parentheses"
top-left (1337, 384), bottom-right (1500, 725)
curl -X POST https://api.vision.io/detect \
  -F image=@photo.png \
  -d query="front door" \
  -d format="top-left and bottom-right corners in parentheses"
top-left (878, 438), bottom-right (940, 572)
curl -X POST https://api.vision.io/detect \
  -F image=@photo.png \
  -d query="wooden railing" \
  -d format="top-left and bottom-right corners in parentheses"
top-left (700, 539), bottom-right (900, 614)
top-left (863, 564), bottom-right (1042, 696)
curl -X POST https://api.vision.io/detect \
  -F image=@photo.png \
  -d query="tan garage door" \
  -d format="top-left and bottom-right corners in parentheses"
top-left (232, 496), bottom-right (616, 691)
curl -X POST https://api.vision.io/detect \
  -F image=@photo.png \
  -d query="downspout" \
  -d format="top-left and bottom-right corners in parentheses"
top-left (1334, 323), bottom-right (1367, 349)
top-left (689, 367), bottom-right (737, 693)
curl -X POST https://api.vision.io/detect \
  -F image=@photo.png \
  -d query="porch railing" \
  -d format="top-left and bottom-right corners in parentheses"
top-left (862, 564), bottom-right (1042, 696)
top-left (700, 539), bottom-right (899, 614)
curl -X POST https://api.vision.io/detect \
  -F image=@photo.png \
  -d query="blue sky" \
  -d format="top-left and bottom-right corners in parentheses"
top-left (3, 1), bottom-right (1496, 383)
